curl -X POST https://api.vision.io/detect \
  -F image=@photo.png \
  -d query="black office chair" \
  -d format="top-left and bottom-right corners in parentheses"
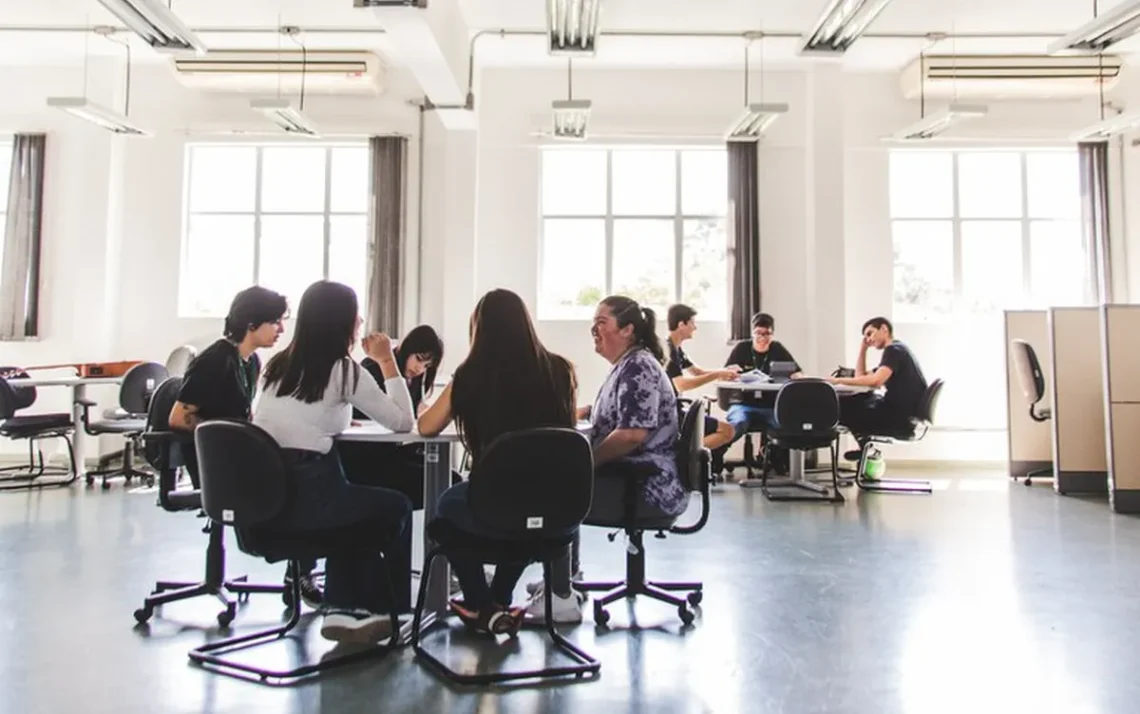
top-left (1010, 339), bottom-right (1053, 486)
top-left (411, 427), bottom-right (600, 686)
top-left (188, 420), bottom-right (398, 684)
top-left (0, 368), bottom-right (76, 490)
top-left (134, 378), bottom-right (282, 628)
top-left (79, 361), bottom-right (169, 489)
top-left (576, 400), bottom-right (711, 627)
top-left (850, 379), bottom-right (944, 495)
top-left (760, 379), bottom-right (844, 503)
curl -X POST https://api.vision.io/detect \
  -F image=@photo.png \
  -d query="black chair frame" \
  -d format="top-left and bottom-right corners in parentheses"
top-left (0, 372), bottom-right (77, 491)
top-left (78, 361), bottom-right (168, 489)
top-left (848, 379), bottom-right (944, 495)
top-left (754, 380), bottom-right (845, 504)
top-left (0, 428), bottom-right (77, 491)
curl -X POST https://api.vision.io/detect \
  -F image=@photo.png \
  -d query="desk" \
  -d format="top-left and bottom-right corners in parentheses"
top-left (337, 424), bottom-right (461, 621)
top-left (17, 377), bottom-right (122, 478)
top-left (715, 381), bottom-right (871, 489)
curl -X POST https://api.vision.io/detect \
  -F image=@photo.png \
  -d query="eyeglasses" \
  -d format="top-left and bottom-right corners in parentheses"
top-left (753, 329), bottom-right (773, 337)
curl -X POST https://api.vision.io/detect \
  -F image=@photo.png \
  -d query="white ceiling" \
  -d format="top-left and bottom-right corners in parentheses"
top-left (0, 0), bottom-right (1138, 71)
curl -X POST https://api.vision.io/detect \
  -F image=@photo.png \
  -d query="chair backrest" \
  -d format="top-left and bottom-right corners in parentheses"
top-left (467, 428), bottom-right (593, 537)
top-left (195, 420), bottom-right (288, 528)
top-left (165, 345), bottom-right (198, 378)
top-left (1010, 339), bottom-right (1046, 405)
top-left (119, 362), bottom-right (170, 415)
top-left (917, 378), bottom-right (945, 425)
top-left (773, 379), bottom-right (840, 435)
top-left (0, 367), bottom-right (35, 418)
top-left (143, 376), bottom-right (182, 469)
top-left (675, 399), bottom-right (706, 492)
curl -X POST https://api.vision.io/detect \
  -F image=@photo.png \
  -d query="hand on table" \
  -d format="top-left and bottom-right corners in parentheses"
top-left (716, 369), bottom-right (740, 381)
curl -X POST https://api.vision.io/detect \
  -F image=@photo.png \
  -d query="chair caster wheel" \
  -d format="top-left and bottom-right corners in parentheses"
top-left (145, 477), bottom-right (155, 488)
top-left (101, 481), bottom-right (111, 490)
top-left (133, 608), bottom-right (152, 624)
top-left (124, 475), bottom-right (132, 483)
top-left (678, 606), bottom-right (694, 626)
top-left (687, 591), bottom-right (703, 607)
top-left (594, 605), bottom-right (610, 627)
top-left (85, 475), bottom-right (94, 486)
top-left (238, 593), bottom-right (250, 604)
top-left (217, 608), bottom-right (235, 628)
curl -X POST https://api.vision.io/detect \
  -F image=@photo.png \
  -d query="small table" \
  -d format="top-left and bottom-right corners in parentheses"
top-left (715, 381), bottom-right (871, 489)
top-left (17, 376), bottom-right (123, 479)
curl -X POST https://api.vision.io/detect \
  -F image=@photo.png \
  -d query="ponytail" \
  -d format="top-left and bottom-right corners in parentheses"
top-left (600, 295), bottom-right (666, 365)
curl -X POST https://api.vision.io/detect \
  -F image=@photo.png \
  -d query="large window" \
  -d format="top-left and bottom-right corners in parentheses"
top-left (180, 143), bottom-right (370, 317)
top-left (539, 147), bottom-right (729, 320)
top-left (890, 148), bottom-right (1088, 322)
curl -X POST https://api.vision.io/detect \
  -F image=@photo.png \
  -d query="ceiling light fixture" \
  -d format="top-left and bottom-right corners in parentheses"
top-left (800, 0), bottom-right (896, 56)
top-left (1049, 0), bottom-right (1140, 54)
top-left (547, 0), bottom-right (602, 55)
top-left (551, 59), bottom-right (590, 140)
top-left (726, 35), bottom-right (787, 142)
top-left (46, 97), bottom-right (149, 135)
top-left (891, 103), bottom-right (988, 141)
top-left (1071, 111), bottom-right (1140, 141)
top-left (250, 98), bottom-right (320, 137)
top-left (96, 0), bottom-right (205, 53)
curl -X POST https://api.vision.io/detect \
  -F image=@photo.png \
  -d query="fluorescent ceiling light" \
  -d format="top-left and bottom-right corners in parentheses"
top-left (726, 103), bottom-right (788, 142)
top-left (250, 98), bottom-right (320, 137)
top-left (1071, 112), bottom-right (1140, 142)
top-left (1049, 0), bottom-right (1140, 54)
top-left (801, 0), bottom-right (895, 56)
top-left (46, 97), bottom-right (149, 136)
top-left (891, 104), bottom-right (988, 141)
top-left (96, 0), bottom-right (205, 53)
top-left (552, 99), bottom-right (591, 140)
top-left (547, 0), bottom-right (602, 55)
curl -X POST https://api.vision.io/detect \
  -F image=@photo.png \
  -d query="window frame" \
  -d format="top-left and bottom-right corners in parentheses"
top-left (538, 145), bottom-right (728, 320)
top-left (179, 140), bottom-right (370, 318)
top-left (889, 146), bottom-right (1091, 323)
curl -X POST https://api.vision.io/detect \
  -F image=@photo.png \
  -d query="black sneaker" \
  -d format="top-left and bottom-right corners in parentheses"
top-left (285, 573), bottom-right (324, 609)
top-left (843, 449), bottom-right (864, 462)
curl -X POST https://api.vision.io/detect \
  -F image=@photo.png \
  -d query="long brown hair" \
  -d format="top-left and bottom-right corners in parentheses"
top-left (451, 289), bottom-right (576, 464)
top-left (263, 281), bottom-right (360, 403)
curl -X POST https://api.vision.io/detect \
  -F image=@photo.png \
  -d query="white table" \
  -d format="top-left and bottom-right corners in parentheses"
top-left (17, 377), bottom-right (123, 478)
top-left (715, 380), bottom-right (871, 395)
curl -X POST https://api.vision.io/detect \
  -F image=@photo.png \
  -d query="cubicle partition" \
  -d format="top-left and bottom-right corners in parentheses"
top-left (1101, 305), bottom-right (1140, 513)
top-left (1047, 307), bottom-right (1108, 495)
top-left (1004, 310), bottom-right (1052, 479)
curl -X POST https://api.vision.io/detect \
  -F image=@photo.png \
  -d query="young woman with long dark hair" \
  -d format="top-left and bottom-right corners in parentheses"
top-left (252, 280), bottom-right (415, 644)
top-left (417, 289), bottom-right (577, 634)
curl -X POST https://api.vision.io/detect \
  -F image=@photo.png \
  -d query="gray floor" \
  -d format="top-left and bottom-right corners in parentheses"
top-left (0, 469), bottom-right (1135, 714)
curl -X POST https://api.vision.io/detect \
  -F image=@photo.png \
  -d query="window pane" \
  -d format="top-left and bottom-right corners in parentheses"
top-left (329, 215), bottom-right (368, 306)
top-left (961, 221), bottom-right (1024, 314)
top-left (182, 215), bottom-right (254, 316)
top-left (958, 152), bottom-right (1022, 218)
top-left (330, 147), bottom-right (369, 214)
top-left (1027, 151), bottom-right (1080, 219)
top-left (259, 215), bottom-right (325, 309)
top-left (188, 146), bottom-right (256, 212)
top-left (681, 150), bottom-right (727, 216)
top-left (539, 219), bottom-right (605, 319)
top-left (261, 147), bottom-right (327, 213)
top-left (682, 218), bottom-right (727, 317)
top-left (542, 149), bottom-right (606, 216)
top-left (1031, 220), bottom-right (1087, 307)
top-left (612, 219), bottom-right (675, 312)
top-left (890, 151), bottom-right (952, 218)
top-left (892, 220), bottom-right (953, 322)
top-left (612, 150), bottom-right (676, 215)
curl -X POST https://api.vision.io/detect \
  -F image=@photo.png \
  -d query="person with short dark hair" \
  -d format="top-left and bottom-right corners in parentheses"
top-left (828, 317), bottom-right (928, 448)
top-left (664, 304), bottom-right (738, 476)
top-left (722, 312), bottom-right (802, 440)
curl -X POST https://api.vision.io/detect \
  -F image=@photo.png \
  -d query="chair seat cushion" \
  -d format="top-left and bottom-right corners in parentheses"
top-left (583, 512), bottom-right (678, 531)
top-left (89, 418), bottom-right (147, 434)
top-left (427, 518), bottom-right (576, 564)
top-left (768, 427), bottom-right (840, 450)
top-left (238, 519), bottom-right (395, 564)
top-left (0, 413), bottom-right (73, 439)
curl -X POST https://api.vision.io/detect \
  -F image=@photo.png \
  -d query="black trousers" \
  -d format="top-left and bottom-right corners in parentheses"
top-left (838, 393), bottom-right (913, 439)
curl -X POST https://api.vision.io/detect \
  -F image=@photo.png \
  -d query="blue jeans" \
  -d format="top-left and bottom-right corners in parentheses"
top-left (726, 404), bottom-right (779, 442)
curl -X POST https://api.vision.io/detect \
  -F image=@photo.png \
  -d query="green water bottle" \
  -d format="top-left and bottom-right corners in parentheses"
top-left (862, 449), bottom-right (886, 480)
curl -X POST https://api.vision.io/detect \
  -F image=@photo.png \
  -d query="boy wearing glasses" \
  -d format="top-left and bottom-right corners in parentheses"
top-left (723, 312), bottom-right (802, 442)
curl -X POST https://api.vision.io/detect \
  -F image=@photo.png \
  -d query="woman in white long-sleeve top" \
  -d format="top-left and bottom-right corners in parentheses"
top-left (253, 280), bottom-right (415, 645)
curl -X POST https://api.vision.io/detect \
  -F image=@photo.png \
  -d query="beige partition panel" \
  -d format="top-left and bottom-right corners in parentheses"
top-left (1004, 311), bottom-right (1052, 478)
top-left (1102, 305), bottom-right (1140, 512)
top-left (1048, 307), bottom-right (1108, 495)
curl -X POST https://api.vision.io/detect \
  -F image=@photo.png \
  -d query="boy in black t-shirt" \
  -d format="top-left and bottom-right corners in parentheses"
top-left (829, 316), bottom-right (928, 445)
top-left (723, 312), bottom-right (803, 438)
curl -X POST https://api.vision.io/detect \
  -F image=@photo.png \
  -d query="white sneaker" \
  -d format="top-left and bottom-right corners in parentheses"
top-left (320, 609), bottom-right (393, 644)
top-left (524, 592), bottom-right (584, 624)
top-left (525, 570), bottom-right (583, 597)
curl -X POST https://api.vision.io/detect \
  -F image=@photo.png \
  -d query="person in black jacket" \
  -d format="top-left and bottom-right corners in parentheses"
top-left (723, 312), bottom-right (802, 441)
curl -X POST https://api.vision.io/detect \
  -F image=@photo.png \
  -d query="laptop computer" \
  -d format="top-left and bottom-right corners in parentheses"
top-left (769, 361), bottom-right (797, 384)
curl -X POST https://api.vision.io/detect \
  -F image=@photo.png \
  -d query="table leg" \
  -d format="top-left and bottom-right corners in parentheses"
top-left (71, 384), bottom-right (89, 480)
top-left (421, 442), bottom-right (450, 616)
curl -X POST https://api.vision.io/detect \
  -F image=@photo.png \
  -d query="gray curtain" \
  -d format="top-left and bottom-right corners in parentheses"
top-left (1078, 141), bottom-right (1111, 305)
top-left (366, 136), bottom-right (407, 334)
top-left (727, 141), bottom-right (760, 341)
top-left (0, 134), bottom-right (46, 340)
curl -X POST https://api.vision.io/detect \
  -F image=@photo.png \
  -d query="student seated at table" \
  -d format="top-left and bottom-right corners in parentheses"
top-left (537, 296), bottom-right (683, 624)
top-left (253, 280), bottom-right (415, 645)
top-left (417, 289), bottom-right (576, 634)
top-left (722, 311), bottom-right (802, 439)
top-left (827, 316), bottom-right (928, 456)
top-left (340, 325), bottom-right (446, 505)
top-left (665, 304), bottom-right (739, 478)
